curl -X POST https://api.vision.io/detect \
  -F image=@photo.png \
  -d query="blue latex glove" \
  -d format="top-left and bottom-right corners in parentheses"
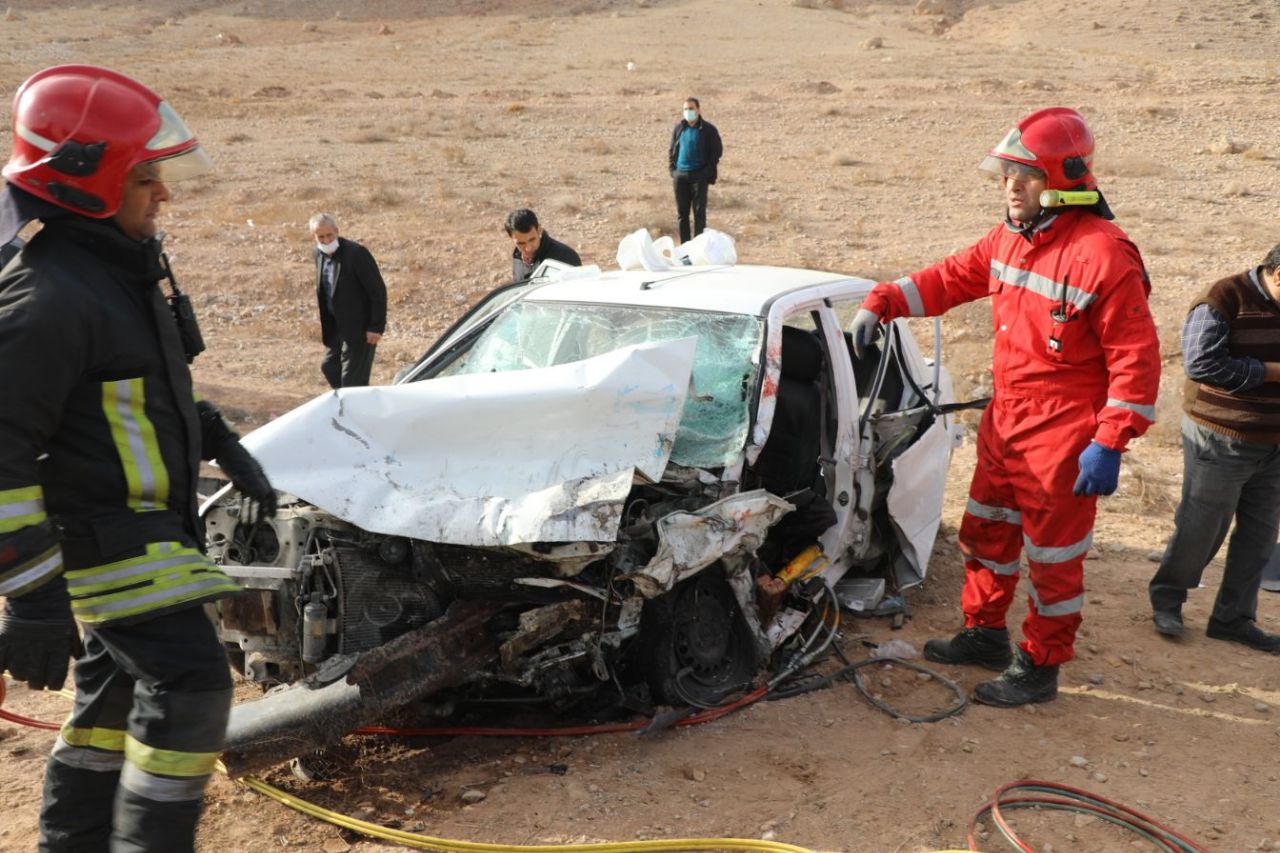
top-left (1073, 442), bottom-right (1121, 496)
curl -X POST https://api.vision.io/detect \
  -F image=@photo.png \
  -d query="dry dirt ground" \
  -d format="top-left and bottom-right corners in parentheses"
top-left (3, 0), bottom-right (1280, 851)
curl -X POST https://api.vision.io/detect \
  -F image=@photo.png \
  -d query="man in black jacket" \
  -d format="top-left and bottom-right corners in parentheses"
top-left (505, 208), bottom-right (581, 281)
top-left (668, 97), bottom-right (723, 244)
top-left (0, 63), bottom-right (275, 852)
top-left (309, 212), bottom-right (388, 388)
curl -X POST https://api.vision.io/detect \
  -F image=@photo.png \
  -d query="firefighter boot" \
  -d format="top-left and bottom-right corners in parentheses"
top-left (972, 647), bottom-right (1059, 708)
top-left (923, 626), bottom-right (1013, 671)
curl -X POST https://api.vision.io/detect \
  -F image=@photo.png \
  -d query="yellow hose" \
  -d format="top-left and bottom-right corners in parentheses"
top-left (234, 769), bottom-right (820, 852)
top-left (232, 767), bottom-right (979, 853)
top-left (12, 683), bottom-right (976, 853)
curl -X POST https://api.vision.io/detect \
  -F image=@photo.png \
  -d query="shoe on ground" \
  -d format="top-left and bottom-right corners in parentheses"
top-left (972, 647), bottom-right (1059, 708)
top-left (1261, 577), bottom-right (1280, 593)
top-left (1152, 609), bottom-right (1184, 637)
top-left (923, 626), bottom-right (1013, 671)
top-left (1205, 618), bottom-right (1280, 654)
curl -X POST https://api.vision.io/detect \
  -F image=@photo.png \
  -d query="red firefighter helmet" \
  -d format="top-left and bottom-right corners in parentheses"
top-left (2, 64), bottom-right (211, 217)
top-left (978, 107), bottom-right (1097, 192)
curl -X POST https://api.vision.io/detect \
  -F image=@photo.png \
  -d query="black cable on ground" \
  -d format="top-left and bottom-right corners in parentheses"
top-left (766, 638), bottom-right (967, 723)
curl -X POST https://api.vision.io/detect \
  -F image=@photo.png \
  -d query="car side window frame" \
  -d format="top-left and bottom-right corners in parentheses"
top-left (398, 279), bottom-right (547, 383)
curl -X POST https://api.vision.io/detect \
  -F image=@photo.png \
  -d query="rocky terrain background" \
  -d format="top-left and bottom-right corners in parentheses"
top-left (2, 1), bottom-right (1280, 850)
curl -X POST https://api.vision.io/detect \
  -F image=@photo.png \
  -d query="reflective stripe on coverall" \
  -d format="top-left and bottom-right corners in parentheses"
top-left (863, 209), bottom-right (1161, 665)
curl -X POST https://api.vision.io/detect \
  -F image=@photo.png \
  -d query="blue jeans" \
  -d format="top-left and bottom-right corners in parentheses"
top-left (1149, 416), bottom-right (1280, 624)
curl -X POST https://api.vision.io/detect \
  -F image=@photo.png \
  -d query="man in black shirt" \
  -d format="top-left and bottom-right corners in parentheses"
top-left (505, 208), bottom-right (581, 281)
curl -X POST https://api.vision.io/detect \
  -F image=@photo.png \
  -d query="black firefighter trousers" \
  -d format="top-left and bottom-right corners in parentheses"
top-left (38, 606), bottom-right (232, 853)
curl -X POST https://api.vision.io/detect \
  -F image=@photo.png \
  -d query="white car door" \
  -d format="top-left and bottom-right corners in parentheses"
top-left (826, 291), bottom-right (960, 590)
top-left (874, 319), bottom-right (960, 588)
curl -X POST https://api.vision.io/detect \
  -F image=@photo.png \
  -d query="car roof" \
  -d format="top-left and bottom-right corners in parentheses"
top-left (522, 264), bottom-right (861, 316)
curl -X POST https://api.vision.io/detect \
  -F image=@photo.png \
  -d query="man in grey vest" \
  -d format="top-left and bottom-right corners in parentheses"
top-left (1149, 243), bottom-right (1280, 652)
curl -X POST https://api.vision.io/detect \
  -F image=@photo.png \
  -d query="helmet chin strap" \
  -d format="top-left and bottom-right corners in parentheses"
top-left (1007, 206), bottom-right (1056, 240)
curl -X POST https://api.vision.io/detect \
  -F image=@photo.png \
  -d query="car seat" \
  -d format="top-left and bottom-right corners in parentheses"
top-left (842, 329), bottom-right (903, 417)
top-left (754, 326), bottom-right (837, 565)
top-left (754, 326), bottom-right (824, 496)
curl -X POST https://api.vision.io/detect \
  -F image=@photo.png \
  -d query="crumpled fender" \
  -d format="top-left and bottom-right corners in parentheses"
top-left (621, 489), bottom-right (794, 598)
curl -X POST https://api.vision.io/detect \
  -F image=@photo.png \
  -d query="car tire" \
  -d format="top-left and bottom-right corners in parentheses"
top-left (638, 569), bottom-right (758, 707)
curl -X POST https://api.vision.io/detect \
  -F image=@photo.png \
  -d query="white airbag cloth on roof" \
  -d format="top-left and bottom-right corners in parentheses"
top-left (240, 338), bottom-right (696, 546)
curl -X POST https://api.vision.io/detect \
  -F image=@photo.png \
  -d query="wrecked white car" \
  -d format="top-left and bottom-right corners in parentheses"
top-left (204, 261), bottom-right (963, 774)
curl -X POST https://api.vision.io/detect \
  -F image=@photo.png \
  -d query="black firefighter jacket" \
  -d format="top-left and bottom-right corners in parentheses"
top-left (0, 218), bottom-right (237, 623)
top-left (314, 236), bottom-right (388, 347)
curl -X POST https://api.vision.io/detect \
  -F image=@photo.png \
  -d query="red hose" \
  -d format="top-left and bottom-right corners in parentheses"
top-left (353, 685), bottom-right (770, 738)
top-left (967, 779), bottom-right (1209, 853)
top-left (5, 678), bottom-right (1209, 853)
top-left (1, 673), bottom-right (767, 740)
top-left (0, 677), bottom-right (62, 731)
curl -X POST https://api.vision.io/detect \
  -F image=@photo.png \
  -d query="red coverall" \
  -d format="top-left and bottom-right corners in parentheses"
top-left (863, 209), bottom-right (1161, 665)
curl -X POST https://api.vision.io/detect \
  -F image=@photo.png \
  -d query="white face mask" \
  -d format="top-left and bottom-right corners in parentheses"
top-left (683, 109), bottom-right (698, 123)
top-left (318, 239), bottom-right (339, 255)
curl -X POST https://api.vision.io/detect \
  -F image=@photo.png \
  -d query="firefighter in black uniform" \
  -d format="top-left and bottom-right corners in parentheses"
top-left (0, 65), bottom-right (276, 852)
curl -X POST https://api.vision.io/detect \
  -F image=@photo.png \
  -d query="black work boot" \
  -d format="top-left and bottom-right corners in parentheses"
top-left (1206, 618), bottom-right (1280, 654)
top-left (972, 647), bottom-right (1059, 708)
top-left (923, 626), bottom-right (1013, 671)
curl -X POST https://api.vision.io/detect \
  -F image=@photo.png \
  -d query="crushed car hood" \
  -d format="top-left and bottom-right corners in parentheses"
top-left (239, 338), bottom-right (696, 546)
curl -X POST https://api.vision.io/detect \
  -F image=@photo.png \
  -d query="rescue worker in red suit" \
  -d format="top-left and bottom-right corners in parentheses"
top-left (0, 66), bottom-right (276, 850)
top-left (851, 108), bottom-right (1161, 707)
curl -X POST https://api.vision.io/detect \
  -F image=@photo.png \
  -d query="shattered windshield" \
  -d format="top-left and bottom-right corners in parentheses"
top-left (439, 301), bottom-right (763, 468)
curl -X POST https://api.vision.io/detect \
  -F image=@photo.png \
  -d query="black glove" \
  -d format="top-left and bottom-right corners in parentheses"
top-left (216, 440), bottom-right (277, 524)
top-left (196, 399), bottom-right (241, 461)
top-left (0, 577), bottom-right (80, 691)
top-left (196, 400), bottom-right (277, 524)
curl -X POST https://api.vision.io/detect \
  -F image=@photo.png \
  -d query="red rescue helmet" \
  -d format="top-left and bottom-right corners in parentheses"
top-left (2, 64), bottom-right (211, 217)
top-left (978, 107), bottom-right (1096, 192)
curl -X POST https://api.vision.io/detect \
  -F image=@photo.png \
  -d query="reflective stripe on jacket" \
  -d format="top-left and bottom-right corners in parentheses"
top-left (0, 485), bottom-right (62, 596)
top-left (65, 541), bottom-right (239, 624)
top-left (862, 210), bottom-right (1161, 451)
top-left (0, 218), bottom-right (237, 621)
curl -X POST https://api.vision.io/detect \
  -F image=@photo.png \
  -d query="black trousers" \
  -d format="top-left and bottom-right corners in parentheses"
top-left (39, 607), bottom-right (233, 853)
top-left (321, 335), bottom-right (376, 388)
top-left (673, 172), bottom-right (710, 244)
